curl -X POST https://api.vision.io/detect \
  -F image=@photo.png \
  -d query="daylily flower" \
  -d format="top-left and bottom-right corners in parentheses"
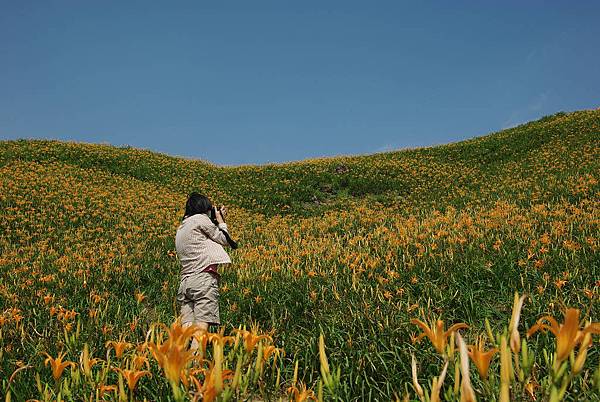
top-left (79, 343), bottom-right (102, 377)
top-left (190, 362), bottom-right (234, 402)
top-left (410, 318), bottom-right (468, 354)
top-left (106, 336), bottom-right (133, 359)
top-left (526, 308), bottom-right (600, 364)
top-left (130, 353), bottom-right (151, 371)
top-left (233, 326), bottom-right (272, 354)
top-left (287, 381), bottom-right (316, 402)
top-left (113, 367), bottom-right (151, 392)
top-left (524, 380), bottom-right (540, 401)
top-left (97, 383), bottom-right (118, 398)
top-left (208, 327), bottom-right (236, 348)
top-left (134, 290), bottom-right (146, 304)
top-left (467, 337), bottom-right (498, 380)
top-left (148, 320), bottom-right (199, 386)
top-left (262, 344), bottom-right (284, 364)
top-left (43, 351), bottom-right (75, 381)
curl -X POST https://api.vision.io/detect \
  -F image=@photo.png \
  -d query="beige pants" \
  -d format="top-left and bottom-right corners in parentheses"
top-left (176, 271), bottom-right (220, 325)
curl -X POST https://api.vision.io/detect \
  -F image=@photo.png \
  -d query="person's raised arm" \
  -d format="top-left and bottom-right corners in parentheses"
top-left (199, 211), bottom-right (230, 247)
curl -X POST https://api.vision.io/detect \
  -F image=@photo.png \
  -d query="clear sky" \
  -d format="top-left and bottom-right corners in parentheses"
top-left (1, 1), bottom-right (599, 166)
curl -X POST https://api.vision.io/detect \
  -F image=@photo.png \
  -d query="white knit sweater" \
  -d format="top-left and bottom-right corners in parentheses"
top-left (175, 213), bottom-right (232, 278)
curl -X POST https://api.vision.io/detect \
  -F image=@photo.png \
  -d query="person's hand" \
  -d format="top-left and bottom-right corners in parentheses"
top-left (216, 205), bottom-right (227, 223)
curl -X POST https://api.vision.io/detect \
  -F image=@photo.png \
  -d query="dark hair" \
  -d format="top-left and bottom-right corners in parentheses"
top-left (182, 192), bottom-right (239, 249)
top-left (182, 192), bottom-right (212, 221)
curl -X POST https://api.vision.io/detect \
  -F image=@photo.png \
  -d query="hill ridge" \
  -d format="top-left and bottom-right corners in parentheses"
top-left (1, 109), bottom-right (598, 219)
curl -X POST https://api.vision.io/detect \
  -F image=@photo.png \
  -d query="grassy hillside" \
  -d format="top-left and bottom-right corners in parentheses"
top-left (0, 109), bottom-right (599, 400)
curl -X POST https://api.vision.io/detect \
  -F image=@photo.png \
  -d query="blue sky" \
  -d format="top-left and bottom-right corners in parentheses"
top-left (1, 1), bottom-right (599, 166)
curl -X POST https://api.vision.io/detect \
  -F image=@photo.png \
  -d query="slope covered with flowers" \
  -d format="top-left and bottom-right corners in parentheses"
top-left (0, 109), bottom-right (598, 400)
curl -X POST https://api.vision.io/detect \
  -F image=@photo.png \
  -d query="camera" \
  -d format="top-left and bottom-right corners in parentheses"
top-left (209, 206), bottom-right (223, 223)
top-left (209, 205), bottom-right (238, 249)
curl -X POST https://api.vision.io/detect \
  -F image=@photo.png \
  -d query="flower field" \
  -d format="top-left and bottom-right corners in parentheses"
top-left (0, 109), bottom-right (599, 400)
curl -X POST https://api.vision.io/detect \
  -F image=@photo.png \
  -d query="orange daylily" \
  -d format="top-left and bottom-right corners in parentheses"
top-left (106, 336), bottom-right (133, 359)
top-left (410, 318), bottom-right (469, 354)
top-left (208, 327), bottom-right (236, 348)
top-left (208, 330), bottom-right (227, 396)
top-left (262, 344), bottom-right (284, 364)
top-left (467, 337), bottom-right (498, 380)
top-left (526, 308), bottom-right (600, 363)
top-left (190, 362), bottom-right (234, 402)
top-left (147, 319), bottom-right (199, 385)
top-left (43, 351), bottom-right (75, 381)
top-left (134, 290), bottom-right (146, 304)
top-left (287, 381), bottom-right (317, 402)
top-left (233, 326), bottom-right (273, 354)
top-left (113, 367), bottom-right (151, 392)
top-left (97, 383), bottom-right (118, 398)
top-left (524, 380), bottom-right (540, 401)
top-left (130, 353), bottom-right (151, 371)
top-left (79, 343), bottom-right (102, 377)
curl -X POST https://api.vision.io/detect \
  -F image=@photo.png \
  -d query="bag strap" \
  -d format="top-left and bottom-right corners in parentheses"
top-left (208, 216), bottom-right (239, 249)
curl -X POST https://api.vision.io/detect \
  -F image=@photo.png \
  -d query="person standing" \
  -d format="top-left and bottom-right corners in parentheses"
top-left (175, 192), bottom-right (235, 351)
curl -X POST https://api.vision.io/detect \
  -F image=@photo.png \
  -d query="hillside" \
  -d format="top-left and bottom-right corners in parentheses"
top-left (0, 109), bottom-right (599, 400)
top-left (3, 110), bottom-right (598, 218)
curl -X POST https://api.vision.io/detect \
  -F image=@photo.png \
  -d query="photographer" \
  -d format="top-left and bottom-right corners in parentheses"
top-left (174, 192), bottom-right (237, 351)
